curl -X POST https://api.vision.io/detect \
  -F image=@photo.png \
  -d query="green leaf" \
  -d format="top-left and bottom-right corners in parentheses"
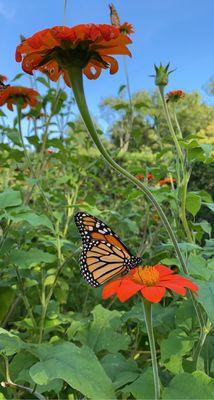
top-left (36, 77), bottom-right (50, 88)
top-left (196, 281), bottom-right (214, 323)
top-left (0, 189), bottom-right (22, 209)
top-left (186, 192), bottom-right (201, 216)
top-left (11, 73), bottom-right (24, 81)
top-left (204, 203), bottom-right (214, 212)
top-left (6, 129), bottom-right (22, 146)
top-left (29, 342), bottom-right (115, 399)
top-left (162, 371), bottom-right (214, 399)
top-left (10, 211), bottom-right (53, 230)
top-left (122, 368), bottom-right (155, 399)
top-left (187, 255), bottom-right (211, 280)
top-left (8, 248), bottom-right (56, 269)
top-left (161, 328), bottom-right (195, 374)
top-left (101, 353), bottom-right (139, 389)
top-left (0, 328), bottom-right (23, 356)
top-left (86, 305), bottom-right (130, 353)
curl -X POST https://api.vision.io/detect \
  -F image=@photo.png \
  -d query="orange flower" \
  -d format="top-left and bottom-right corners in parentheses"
top-left (0, 86), bottom-right (39, 111)
top-left (102, 264), bottom-right (198, 303)
top-left (166, 90), bottom-right (185, 102)
top-left (15, 24), bottom-right (132, 86)
top-left (135, 172), bottom-right (154, 181)
top-left (158, 177), bottom-right (176, 186)
top-left (0, 75), bottom-right (7, 82)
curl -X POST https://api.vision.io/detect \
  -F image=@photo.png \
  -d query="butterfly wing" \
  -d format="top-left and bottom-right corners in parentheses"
top-left (75, 212), bottom-right (140, 287)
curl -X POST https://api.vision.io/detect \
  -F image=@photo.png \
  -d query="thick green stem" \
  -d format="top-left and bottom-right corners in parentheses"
top-left (142, 299), bottom-right (160, 400)
top-left (67, 66), bottom-right (188, 274)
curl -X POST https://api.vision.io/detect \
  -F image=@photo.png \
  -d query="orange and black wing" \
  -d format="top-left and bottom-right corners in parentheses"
top-left (75, 212), bottom-right (141, 287)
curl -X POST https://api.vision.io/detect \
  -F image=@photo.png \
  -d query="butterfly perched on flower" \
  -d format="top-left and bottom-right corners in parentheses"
top-left (75, 212), bottom-right (141, 287)
top-left (0, 81), bottom-right (10, 92)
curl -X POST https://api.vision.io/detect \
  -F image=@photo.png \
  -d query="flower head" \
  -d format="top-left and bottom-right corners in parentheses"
top-left (166, 90), bottom-right (185, 102)
top-left (152, 63), bottom-right (175, 88)
top-left (16, 24), bottom-right (132, 86)
top-left (119, 22), bottom-right (134, 35)
top-left (158, 177), bottom-right (176, 186)
top-left (135, 172), bottom-right (154, 181)
top-left (102, 264), bottom-right (198, 303)
top-left (0, 75), bottom-right (7, 82)
top-left (0, 86), bottom-right (39, 111)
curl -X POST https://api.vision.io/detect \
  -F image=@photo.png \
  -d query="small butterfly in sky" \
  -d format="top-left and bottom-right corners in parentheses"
top-left (75, 212), bottom-right (141, 287)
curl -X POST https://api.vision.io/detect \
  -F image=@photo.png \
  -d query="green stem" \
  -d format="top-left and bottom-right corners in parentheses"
top-left (15, 266), bottom-right (37, 332)
top-left (180, 173), bottom-right (194, 243)
top-left (158, 90), bottom-right (184, 170)
top-left (1, 356), bottom-right (45, 400)
top-left (38, 251), bottom-right (79, 343)
top-left (173, 106), bottom-right (183, 139)
top-left (17, 106), bottom-right (51, 212)
top-left (142, 299), bottom-right (160, 400)
top-left (158, 93), bottom-right (193, 243)
top-left (67, 66), bottom-right (187, 274)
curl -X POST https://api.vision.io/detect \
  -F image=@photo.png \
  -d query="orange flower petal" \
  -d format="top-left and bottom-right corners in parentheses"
top-left (102, 279), bottom-right (122, 299)
top-left (83, 64), bottom-right (102, 80)
top-left (141, 286), bottom-right (166, 303)
top-left (102, 55), bottom-right (118, 75)
top-left (117, 280), bottom-right (141, 302)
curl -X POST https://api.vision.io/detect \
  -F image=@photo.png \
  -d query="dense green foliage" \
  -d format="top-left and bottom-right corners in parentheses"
top-left (0, 72), bottom-right (213, 399)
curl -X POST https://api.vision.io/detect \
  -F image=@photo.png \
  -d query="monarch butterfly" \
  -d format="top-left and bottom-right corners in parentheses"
top-left (0, 81), bottom-right (9, 92)
top-left (109, 3), bottom-right (121, 27)
top-left (75, 212), bottom-right (141, 287)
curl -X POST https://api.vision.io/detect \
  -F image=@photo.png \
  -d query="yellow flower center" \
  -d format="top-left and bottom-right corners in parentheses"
top-left (133, 266), bottom-right (160, 286)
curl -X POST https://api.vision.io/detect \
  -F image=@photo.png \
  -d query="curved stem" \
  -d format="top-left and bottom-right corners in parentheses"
top-left (1, 355), bottom-right (45, 400)
top-left (142, 299), bottom-right (160, 400)
top-left (67, 66), bottom-right (205, 334)
top-left (67, 66), bottom-right (187, 274)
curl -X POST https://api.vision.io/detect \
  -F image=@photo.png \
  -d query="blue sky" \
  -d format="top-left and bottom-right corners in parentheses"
top-left (0, 0), bottom-right (213, 122)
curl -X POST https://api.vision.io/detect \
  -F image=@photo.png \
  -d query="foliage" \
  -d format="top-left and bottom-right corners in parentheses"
top-left (0, 68), bottom-right (213, 400)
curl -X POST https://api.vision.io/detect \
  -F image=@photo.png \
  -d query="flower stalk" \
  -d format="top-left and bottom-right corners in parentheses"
top-left (67, 66), bottom-right (188, 274)
top-left (142, 299), bottom-right (160, 400)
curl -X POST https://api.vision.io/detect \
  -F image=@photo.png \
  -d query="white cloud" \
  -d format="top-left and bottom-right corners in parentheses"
top-left (0, 1), bottom-right (15, 20)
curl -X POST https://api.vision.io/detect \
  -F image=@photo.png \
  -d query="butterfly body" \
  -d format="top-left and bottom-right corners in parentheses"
top-left (75, 212), bottom-right (141, 287)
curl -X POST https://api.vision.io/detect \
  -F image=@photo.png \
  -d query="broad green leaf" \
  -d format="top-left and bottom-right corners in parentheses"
top-left (8, 248), bottom-right (56, 269)
top-left (0, 328), bottom-right (23, 356)
top-left (176, 300), bottom-right (196, 332)
top-left (0, 189), bottom-right (22, 209)
top-left (205, 203), bottom-right (214, 212)
top-left (196, 281), bottom-right (214, 323)
top-left (86, 305), bottom-right (130, 353)
top-left (161, 328), bottom-right (195, 374)
top-left (6, 130), bottom-right (22, 146)
top-left (162, 371), bottom-right (214, 399)
top-left (101, 353), bottom-right (139, 389)
top-left (10, 211), bottom-right (53, 230)
top-left (187, 255), bottom-right (211, 280)
top-left (122, 368), bottom-right (155, 399)
top-left (186, 192), bottom-right (201, 216)
top-left (29, 342), bottom-right (115, 399)
top-left (0, 288), bottom-right (14, 322)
